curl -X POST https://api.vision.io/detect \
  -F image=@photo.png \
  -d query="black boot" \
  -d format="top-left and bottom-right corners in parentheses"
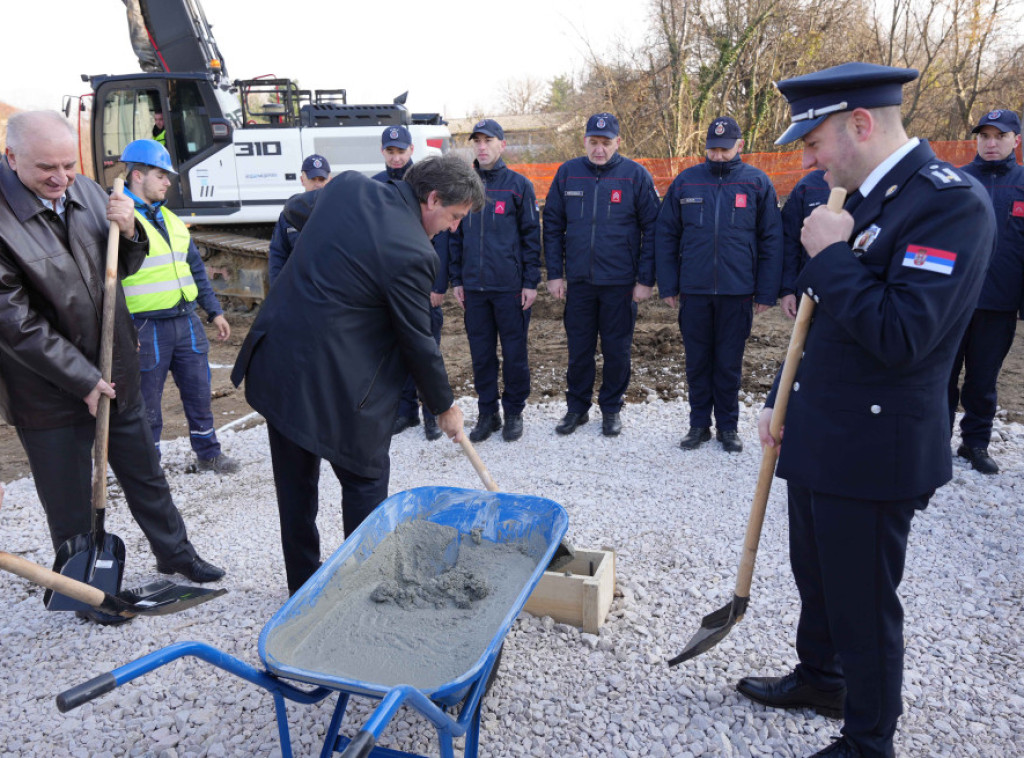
top-left (423, 416), bottom-right (442, 441)
top-left (679, 426), bottom-right (711, 450)
top-left (469, 413), bottom-right (502, 442)
top-left (502, 414), bottom-right (524, 441)
top-left (957, 444), bottom-right (998, 474)
top-left (717, 429), bottom-right (743, 453)
top-left (391, 415), bottom-right (420, 435)
top-left (555, 411), bottom-right (589, 435)
top-left (601, 412), bottom-right (622, 437)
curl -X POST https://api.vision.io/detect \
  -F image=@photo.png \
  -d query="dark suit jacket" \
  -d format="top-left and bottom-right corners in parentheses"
top-left (232, 172), bottom-right (453, 477)
top-left (769, 141), bottom-right (995, 500)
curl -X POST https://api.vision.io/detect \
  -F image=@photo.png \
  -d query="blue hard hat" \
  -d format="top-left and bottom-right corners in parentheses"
top-left (121, 139), bottom-right (177, 174)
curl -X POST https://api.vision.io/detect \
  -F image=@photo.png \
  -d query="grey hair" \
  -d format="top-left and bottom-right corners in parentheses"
top-left (5, 111), bottom-right (76, 153)
top-left (404, 154), bottom-right (485, 212)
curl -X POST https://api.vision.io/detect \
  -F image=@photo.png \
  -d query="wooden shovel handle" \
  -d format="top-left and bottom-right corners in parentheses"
top-left (459, 437), bottom-right (500, 492)
top-left (0, 551), bottom-right (107, 608)
top-left (734, 186), bottom-right (847, 599)
top-left (92, 177), bottom-right (124, 514)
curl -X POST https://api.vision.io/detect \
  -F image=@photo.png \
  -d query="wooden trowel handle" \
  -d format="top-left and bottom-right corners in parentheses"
top-left (459, 437), bottom-right (500, 492)
top-left (92, 177), bottom-right (124, 514)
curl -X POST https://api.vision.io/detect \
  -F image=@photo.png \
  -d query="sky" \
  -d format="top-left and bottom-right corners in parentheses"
top-left (1, 1), bottom-right (649, 119)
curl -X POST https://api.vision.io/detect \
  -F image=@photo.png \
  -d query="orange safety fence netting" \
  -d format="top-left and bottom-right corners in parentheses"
top-left (509, 141), bottom-right (989, 203)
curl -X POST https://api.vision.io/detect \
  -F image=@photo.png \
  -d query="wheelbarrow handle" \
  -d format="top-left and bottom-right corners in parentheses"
top-left (57, 672), bottom-right (118, 713)
top-left (339, 731), bottom-right (375, 758)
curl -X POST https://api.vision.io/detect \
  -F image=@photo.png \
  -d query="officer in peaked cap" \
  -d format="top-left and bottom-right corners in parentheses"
top-left (268, 154), bottom-right (332, 284)
top-left (731, 63), bottom-right (995, 758)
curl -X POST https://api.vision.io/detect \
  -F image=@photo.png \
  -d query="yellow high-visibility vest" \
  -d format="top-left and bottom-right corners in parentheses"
top-left (122, 206), bottom-right (198, 313)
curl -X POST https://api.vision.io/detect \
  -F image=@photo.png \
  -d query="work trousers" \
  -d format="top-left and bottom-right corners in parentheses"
top-left (564, 282), bottom-right (636, 415)
top-left (135, 311), bottom-right (221, 460)
top-left (464, 290), bottom-right (532, 416)
top-left (17, 403), bottom-right (195, 562)
top-left (947, 308), bottom-right (1017, 448)
top-left (266, 422), bottom-right (390, 594)
top-left (678, 294), bottom-right (753, 431)
top-left (397, 305), bottom-right (444, 421)
top-left (788, 484), bottom-right (928, 758)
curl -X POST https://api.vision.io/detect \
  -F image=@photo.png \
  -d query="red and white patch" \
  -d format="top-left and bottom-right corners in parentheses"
top-left (494, 200), bottom-right (506, 215)
top-left (1013, 201), bottom-right (1024, 218)
top-left (610, 189), bottom-right (622, 204)
top-left (735, 194), bottom-right (747, 208)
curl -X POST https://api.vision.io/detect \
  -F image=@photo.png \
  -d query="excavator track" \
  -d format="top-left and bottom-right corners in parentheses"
top-left (192, 228), bottom-right (270, 308)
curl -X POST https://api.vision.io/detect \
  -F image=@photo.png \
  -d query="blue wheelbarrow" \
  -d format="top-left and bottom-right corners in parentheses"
top-left (58, 486), bottom-right (569, 758)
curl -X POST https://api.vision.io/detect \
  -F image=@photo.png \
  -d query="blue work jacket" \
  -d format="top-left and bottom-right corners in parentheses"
top-left (655, 156), bottom-right (783, 303)
top-left (960, 153), bottom-right (1024, 314)
top-left (543, 153), bottom-right (659, 287)
top-left (450, 159), bottom-right (541, 292)
top-left (780, 169), bottom-right (831, 296)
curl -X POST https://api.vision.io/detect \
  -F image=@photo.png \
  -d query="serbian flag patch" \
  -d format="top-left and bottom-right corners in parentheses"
top-left (902, 244), bottom-right (956, 275)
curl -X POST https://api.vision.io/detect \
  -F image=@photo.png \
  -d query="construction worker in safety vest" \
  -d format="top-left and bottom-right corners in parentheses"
top-left (121, 139), bottom-right (239, 474)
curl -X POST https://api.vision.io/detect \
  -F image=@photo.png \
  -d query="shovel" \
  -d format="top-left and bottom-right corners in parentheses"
top-left (0, 550), bottom-right (226, 619)
top-left (669, 187), bottom-right (847, 666)
top-left (44, 178), bottom-right (127, 612)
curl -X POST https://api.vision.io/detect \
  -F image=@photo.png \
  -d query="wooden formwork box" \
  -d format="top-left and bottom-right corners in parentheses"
top-left (523, 548), bottom-right (616, 634)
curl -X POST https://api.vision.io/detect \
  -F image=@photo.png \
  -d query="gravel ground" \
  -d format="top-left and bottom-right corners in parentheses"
top-left (1, 397), bottom-right (1022, 757)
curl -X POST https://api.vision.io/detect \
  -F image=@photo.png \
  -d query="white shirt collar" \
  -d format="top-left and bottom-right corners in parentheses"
top-left (36, 194), bottom-right (67, 217)
top-left (858, 137), bottom-right (920, 197)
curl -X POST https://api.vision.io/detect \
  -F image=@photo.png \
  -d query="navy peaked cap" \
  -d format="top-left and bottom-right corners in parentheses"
top-left (774, 62), bottom-right (919, 145)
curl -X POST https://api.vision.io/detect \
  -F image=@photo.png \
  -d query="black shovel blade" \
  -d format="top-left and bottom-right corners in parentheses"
top-left (44, 532), bottom-right (126, 612)
top-left (101, 580), bottom-right (227, 616)
top-left (667, 594), bottom-right (749, 666)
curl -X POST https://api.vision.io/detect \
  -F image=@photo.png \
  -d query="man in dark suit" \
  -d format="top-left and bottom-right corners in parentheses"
top-left (232, 155), bottom-right (483, 594)
top-left (734, 64), bottom-right (994, 758)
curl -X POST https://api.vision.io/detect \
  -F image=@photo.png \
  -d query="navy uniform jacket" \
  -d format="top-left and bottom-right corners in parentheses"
top-left (450, 159), bottom-right (541, 293)
top-left (655, 156), bottom-right (783, 303)
top-left (268, 189), bottom-right (319, 285)
top-left (769, 141), bottom-right (994, 501)
top-left (231, 172), bottom-right (453, 478)
top-left (780, 169), bottom-right (830, 297)
top-left (960, 153), bottom-right (1024, 314)
top-left (543, 153), bottom-right (659, 287)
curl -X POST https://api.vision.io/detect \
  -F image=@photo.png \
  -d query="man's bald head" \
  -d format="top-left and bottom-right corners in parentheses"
top-left (5, 111), bottom-right (79, 202)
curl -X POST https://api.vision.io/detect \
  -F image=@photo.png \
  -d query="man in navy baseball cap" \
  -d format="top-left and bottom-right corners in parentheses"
top-left (585, 112), bottom-right (619, 139)
top-left (774, 62), bottom-right (919, 145)
top-left (470, 118), bottom-right (504, 141)
top-left (971, 108), bottom-right (1021, 136)
top-left (382, 125), bottom-right (413, 150)
top-left (300, 154), bottom-right (331, 188)
top-left (706, 116), bottom-right (742, 149)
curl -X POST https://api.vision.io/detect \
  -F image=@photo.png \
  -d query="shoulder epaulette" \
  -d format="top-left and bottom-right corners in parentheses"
top-left (919, 161), bottom-right (971, 190)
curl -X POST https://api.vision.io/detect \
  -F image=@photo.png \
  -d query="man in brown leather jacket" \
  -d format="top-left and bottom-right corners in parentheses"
top-left (0, 112), bottom-right (224, 622)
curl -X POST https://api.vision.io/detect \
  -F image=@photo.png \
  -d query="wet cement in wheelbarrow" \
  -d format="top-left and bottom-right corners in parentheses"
top-left (266, 520), bottom-right (539, 690)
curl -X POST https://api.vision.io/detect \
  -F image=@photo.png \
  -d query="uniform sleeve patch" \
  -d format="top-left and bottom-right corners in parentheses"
top-left (902, 244), bottom-right (956, 275)
top-left (1012, 201), bottom-right (1024, 218)
top-left (735, 194), bottom-right (747, 208)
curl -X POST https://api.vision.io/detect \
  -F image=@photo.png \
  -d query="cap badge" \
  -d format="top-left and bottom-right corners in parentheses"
top-left (597, 118), bottom-right (606, 128)
top-left (476, 120), bottom-right (486, 128)
top-left (390, 128), bottom-right (399, 139)
top-left (987, 110), bottom-right (1002, 119)
top-left (313, 159), bottom-right (322, 168)
top-left (715, 122), bottom-right (725, 135)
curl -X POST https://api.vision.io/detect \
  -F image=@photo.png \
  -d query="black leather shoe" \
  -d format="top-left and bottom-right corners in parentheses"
top-left (555, 411), bottom-right (589, 435)
top-left (157, 556), bottom-right (226, 583)
top-left (679, 426), bottom-right (711, 450)
top-left (502, 414), bottom-right (524, 442)
top-left (391, 415), bottom-right (420, 436)
top-left (957, 444), bottom-right (998, 474)
top-left (736, 671), bottom-right (845, 719)
top-left (76, 608), bottom-right (133, 626)
top-left (469, 413), bottom-right (502, 443)
top-left (807, 736), bottom-right (862, 757)
top-left (601, 412), bottom-right (622, 437)
top-left (423, 416), bottom-right (443, 441)
top-left (717, 428), bottom-right (743, 453)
